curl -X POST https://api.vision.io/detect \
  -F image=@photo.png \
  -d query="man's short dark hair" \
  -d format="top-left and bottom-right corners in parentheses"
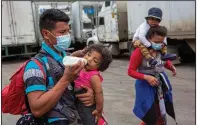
top-left (86, 44), bottom-right (113, 72)
top-left (146, 26), bottom-right (167, 39)
top-left (39, 9), bottom-right (70, 33)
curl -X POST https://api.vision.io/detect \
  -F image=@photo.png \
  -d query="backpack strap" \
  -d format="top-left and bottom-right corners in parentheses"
top-left (35, 51), bottom-right (59, 85)
top-left (31, 58), bottom-right (46, 80)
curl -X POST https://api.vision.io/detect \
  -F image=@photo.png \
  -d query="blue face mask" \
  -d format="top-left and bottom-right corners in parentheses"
top-left (48, 31), bottom-right (71, 52)
top-left (54, 34), bottom-right (71, 52)
top-left (151, 42), bottom-right (163, 50)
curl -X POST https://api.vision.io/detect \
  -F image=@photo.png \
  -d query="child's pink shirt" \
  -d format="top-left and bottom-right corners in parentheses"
top-left (74, 69), bottom-right (103, 89)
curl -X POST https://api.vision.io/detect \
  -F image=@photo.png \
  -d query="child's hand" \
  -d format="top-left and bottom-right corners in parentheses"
top-left (71, 50), bottom-right (84, 57)
top-left (171, 65), bottom-right (177, 76)
top-left (92, 109), bottom-right (102, 123)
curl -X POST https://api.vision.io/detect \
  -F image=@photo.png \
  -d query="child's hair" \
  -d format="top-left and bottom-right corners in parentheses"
top-left (86, 44), bottom-right (113, 72)
top-left (146, 26), bottom-right (167, 39)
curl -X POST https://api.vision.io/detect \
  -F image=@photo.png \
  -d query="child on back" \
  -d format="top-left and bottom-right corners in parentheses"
top-left (74, 44), bottom-right (112, 125)
top-left (133, 7), bottom-right (175, 67)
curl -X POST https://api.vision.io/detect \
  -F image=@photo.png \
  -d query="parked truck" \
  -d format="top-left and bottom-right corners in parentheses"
top-left (71, 1), bottom-right (103, 50)
top-left (87, 1), bottom-right (129, 56)
top-left (2, 1), bottom-right (38, 57)
top-left (127, 1), bottom-right (195, 62)
top-left (87, 1), bottom-right (195, 62)
top-left (32, 1), bottom-right (74, 46)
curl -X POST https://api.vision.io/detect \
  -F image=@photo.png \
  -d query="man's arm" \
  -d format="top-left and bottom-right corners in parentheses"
top-left (25, 60), bottom-right (84, 117)
top-left (27, 78), bottom-right (70, 117)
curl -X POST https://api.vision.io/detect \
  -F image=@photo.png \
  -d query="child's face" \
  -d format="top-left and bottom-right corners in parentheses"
top-left (84, 50), bottom-right (102, 71)
top-left (147, 17), bottom-right (160, 27)
top-left (149, 34), bottom-right (165, 50)
top-left (149, 34), bottom-right (165, 44)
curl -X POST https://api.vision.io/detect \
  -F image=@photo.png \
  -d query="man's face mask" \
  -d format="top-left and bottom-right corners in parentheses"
top-left (151, 42), bottom-right (163, 50)
top-left (48, 31), bottom-right (71, 52)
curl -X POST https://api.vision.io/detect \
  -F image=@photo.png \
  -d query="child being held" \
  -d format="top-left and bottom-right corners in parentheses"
top-left (133, 7), bottom-right (176, 67)
top-left (74, 44), bottom-right (112, 125)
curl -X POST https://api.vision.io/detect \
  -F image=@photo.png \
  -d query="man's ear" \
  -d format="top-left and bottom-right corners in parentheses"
top-left (42, 29), bottom-right (50, 40)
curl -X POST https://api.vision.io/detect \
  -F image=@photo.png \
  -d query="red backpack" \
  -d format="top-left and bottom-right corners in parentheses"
top-left (2, 58), bottom-right (45, 115)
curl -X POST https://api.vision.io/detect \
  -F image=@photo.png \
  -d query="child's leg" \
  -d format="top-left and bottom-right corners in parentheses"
top-left (77, 101), bottom-right (97, 125)
top-left (134, 40), bottom-right (153, 60)
top-left (161, 46), bottom-right (167, 55)
top-left (161, 46), bottom-right (177, 61)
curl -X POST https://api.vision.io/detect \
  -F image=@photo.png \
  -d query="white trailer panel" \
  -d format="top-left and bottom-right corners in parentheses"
top-left (2, 1), bottom-right (36, 46)
top-left (2, 1), bottom-right (15, 45)
top-left (32, 2), bottom-right (73, 44)
top-left (72, 1), bottom-right (101, 43)
top-left (127, 1), bottom-right (195, 39)
top-left (116, 1), bottom-right (128, 41)
top-left (98, 1), bottom-right (128, 42)
top-left (72, 1), bottom-right (81, 40)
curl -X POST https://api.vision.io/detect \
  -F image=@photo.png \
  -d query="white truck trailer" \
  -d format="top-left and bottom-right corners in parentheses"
top-left (87, 1), bottom-right (195, 62)
top-left (127, 1), bottom-right (195, 62)
top-left (32, 1), bottom-right (74, 46)
top-left (87, 1), bottom-right (129, 56)
top-left (2, 1), bottom-right (38, 57)
top-left (71, 1), bottom-right (103, 50)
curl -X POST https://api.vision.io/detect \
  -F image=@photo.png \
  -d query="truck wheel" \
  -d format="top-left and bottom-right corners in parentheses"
top-left (88, 41), bottom-right (94, 46)
top-left (178, 41), bottom-right (195, 63)
top-left (108, 44), bottom-right (121, 57)
top-left (128, 41), bottom-right (134, 56)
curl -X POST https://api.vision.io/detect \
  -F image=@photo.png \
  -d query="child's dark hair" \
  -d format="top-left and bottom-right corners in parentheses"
top-left (86, 44), bottom-right (113, 72)
top-left (39, 9), bottom-right (70, 33)
top-left (146, 26), bottom-right (167, 39)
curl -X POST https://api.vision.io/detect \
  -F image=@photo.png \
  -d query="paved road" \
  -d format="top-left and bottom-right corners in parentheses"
top-left (2, 54), bottom-right (195, 125)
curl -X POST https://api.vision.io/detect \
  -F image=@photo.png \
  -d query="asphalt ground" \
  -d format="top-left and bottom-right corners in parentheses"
top-left (1, 54), bottom-right (195, 125)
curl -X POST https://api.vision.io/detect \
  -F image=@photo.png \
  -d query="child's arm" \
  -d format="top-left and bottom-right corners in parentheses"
top-left (164, 60), bottom-right (177, 76)
top-left (164, 60), bottom-right (172, 70)
top-left (138, 25), bottom-right (151, 47)
top-left (91, 75), bottom-right (103, 113)
top-left (163, 37), bottom-right (167, 45)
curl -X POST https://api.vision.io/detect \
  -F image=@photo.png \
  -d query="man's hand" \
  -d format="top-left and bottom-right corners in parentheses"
top-left (60, 61), bottom-right (84, 83)
top-left (76, 85), bottom-right (95, 106)
top-left (171, 65), bottom-right (177, 76)
top-left (144, 75), bottom-right (159, 86)
top-left (92, 109), bottom-right (102, 123)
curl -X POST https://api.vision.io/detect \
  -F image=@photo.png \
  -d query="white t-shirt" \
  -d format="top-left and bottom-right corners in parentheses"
top-left (133, 20), bottom-right (167, 47)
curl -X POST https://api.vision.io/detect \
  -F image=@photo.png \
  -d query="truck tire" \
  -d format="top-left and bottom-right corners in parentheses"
top-left (178, 41), bottom-right (195, 63)
top-left (108, 43), bottom-right (121, 57)
top-left (88, 41), bottom-right (94, 46)
top-left (128, 41), bottom-right (134, 56)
